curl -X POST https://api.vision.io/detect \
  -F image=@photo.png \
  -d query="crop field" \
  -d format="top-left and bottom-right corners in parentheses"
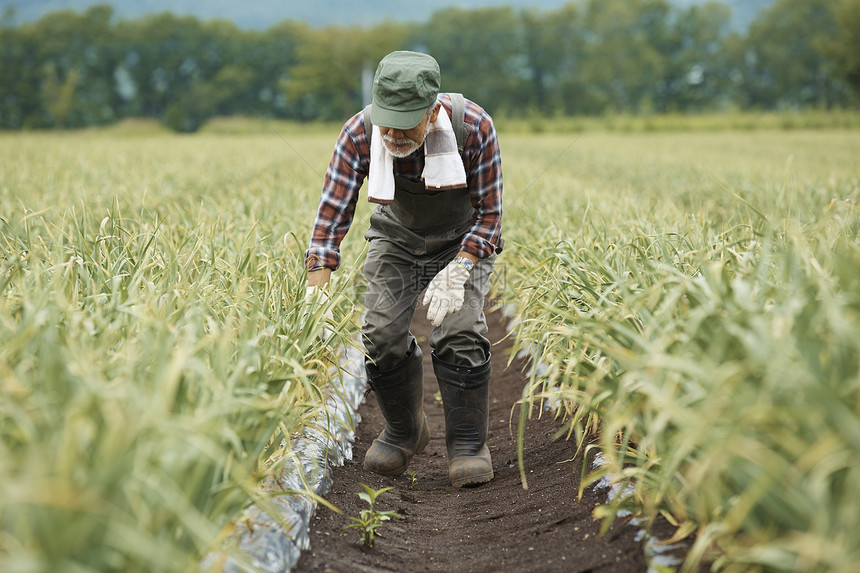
top-left (1, 121), bottom-right (859, 572)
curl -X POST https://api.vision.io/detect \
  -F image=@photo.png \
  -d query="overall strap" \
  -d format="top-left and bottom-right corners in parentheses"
top-left (449, 93), bottom-right (467, 153)
top-left (363, 94), bottom-right (468, 151)
top-left (363, 103), bottom-right (374, 145)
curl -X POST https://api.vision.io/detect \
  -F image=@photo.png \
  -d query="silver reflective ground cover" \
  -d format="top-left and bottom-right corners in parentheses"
top-left (204, 342), bottom-right (367, 572)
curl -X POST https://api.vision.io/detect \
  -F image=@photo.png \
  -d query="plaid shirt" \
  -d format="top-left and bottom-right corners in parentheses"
top-left (305, 93), bottom-right (503, 271)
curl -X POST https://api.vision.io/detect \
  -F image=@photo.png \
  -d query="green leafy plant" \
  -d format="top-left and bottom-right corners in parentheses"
top-left (501, 130), bottom-right (860, 571)
top-left (344, 484), bottom-right (403, 549)
top-left (407, 470), bottom-right (418, 486)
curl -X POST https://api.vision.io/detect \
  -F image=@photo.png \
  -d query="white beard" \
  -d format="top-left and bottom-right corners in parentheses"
top-left (382, 119), bottom-right (430, 158)
top-left (382, 134), bottom-right (422, 158)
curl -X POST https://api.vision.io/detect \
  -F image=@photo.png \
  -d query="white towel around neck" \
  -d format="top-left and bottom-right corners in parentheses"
top-left (367, 106), bottom-right (467, 204)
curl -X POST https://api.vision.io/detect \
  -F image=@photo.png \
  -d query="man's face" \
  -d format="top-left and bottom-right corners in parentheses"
top-left (379, 103), bottom-right (440, 158)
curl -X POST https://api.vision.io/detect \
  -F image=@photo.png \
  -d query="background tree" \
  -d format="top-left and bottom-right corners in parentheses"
top-left (0, 9), bottom-right (37, 128)
top-left (735, 0), bottom-right (852, 109)
top-left (513, 5), bottom-right (584, 116)
top-left (418, 7), bottom-right (522, 115)
top-left (54, 7), bottom-right (114, 125)
top-left (251, 21), bottom-right (306, 119)
top-left (659, 2), bottom-right (733, 112)
top-left (284, 22), bottom-right (411, 121)
top-left (7, 5), bottom-right (119, 128)
top-left (164, 65), bottom-right (255, 132)
top-left (0, 1), bottom-right (856, 131)
top-left (114, 13), bottom-right (220, 120)
top-left (41, 63), bottom-right (80, 128)
top-left (575, 0), bottom-right (669, 114)
top-left (160, 19), bottom-right (256, 131)
top-left (825, 0), bottom-right (860, 104)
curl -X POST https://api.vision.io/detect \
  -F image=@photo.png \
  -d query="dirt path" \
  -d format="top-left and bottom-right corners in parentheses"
top-left (294, 309), bottom-right (655, 573)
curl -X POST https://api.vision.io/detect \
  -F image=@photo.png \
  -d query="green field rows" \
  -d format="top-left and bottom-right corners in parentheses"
top-left (1, 124), bottom-right (859, 572)
top-left (501, 129), bottom-right (860, 572)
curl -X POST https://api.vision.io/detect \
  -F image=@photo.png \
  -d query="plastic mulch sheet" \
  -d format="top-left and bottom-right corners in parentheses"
top-left (204, 342), bottom-right (368, 573)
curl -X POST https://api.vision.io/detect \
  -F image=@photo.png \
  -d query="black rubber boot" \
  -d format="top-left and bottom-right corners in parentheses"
top-left (433, 352), bottom-right (494, 488)
top-left (363, 340), bottom-right (430, 477)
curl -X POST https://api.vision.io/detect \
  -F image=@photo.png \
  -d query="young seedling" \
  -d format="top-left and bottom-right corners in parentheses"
top-left (407, 470), bottom-right (418, 486)
top-left (344, 483), bottom-right (403, 549)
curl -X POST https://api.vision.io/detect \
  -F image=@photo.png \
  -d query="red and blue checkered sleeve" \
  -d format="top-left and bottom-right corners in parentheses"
top-left (304, 113), bottom-right (368, 271)
top-left (459, 100), bottom-right (503, 259)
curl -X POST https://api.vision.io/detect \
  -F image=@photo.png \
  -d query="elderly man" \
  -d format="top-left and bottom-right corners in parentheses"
top-left (305, 51), bottom-right (503, 488)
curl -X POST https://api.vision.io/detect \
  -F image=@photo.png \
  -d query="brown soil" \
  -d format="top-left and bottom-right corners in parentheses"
top-left (294, 308), bottom-right (680, 573)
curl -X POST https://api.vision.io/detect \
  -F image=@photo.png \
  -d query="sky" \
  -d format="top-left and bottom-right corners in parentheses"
top-left (0, 0), bottom-right (772, 29)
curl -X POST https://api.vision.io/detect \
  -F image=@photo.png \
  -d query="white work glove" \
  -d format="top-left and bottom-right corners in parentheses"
top-left (422, 260), bottom-right (471, 327)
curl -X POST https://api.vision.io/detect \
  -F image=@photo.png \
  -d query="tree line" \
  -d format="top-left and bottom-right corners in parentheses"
top-left (1, 0), bottom-right (858, 132)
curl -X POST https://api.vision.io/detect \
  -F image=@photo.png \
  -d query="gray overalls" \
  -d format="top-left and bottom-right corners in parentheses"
top-left (361, 175), bottom-right (496, 371)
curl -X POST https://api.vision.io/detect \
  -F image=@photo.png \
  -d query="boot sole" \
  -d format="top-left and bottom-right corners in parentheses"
top-left (451, 469), bottom-right (494, 488)
top-left (365, 456), bottom-right (408, 477)
top-left (363, 419), bottom-right (430, 477)
top-left (449, 444), bottom-right (493, 487)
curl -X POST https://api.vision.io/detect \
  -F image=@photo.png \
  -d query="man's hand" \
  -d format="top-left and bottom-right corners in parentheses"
top-left (302, 269), bottom-right (333, 340)
top-left (308, 267), bottom-right (332, 288)
top-left (423, 259), bottom-right (471, 327)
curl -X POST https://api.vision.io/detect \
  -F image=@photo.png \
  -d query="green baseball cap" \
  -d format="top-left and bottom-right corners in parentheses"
top-left (371, 51), bottom-right (440, 130)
